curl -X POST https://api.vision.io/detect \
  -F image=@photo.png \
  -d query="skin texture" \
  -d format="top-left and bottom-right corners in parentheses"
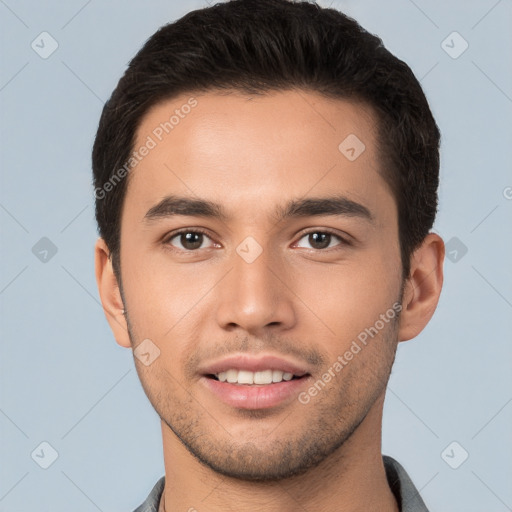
top-left (95, 90), bottom-right (444, 511)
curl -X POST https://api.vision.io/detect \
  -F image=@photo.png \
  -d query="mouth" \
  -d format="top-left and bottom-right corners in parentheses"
top-left (198, 354), bottom-right (312, 410)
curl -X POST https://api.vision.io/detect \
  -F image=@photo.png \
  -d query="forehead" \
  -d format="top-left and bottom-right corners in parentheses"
top-left (124, 90), bottom-right (392, 224)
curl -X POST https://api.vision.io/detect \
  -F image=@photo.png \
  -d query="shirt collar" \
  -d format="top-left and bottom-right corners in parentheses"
top-left (133, 455), bottom-right (429, 512)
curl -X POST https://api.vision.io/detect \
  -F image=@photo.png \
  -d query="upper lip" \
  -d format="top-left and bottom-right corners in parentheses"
top-left (199, 354), bottom-right (310, 377)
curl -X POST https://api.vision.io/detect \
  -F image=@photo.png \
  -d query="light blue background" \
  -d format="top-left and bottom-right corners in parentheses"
top-left (1, 1), bottom-right (511, 511)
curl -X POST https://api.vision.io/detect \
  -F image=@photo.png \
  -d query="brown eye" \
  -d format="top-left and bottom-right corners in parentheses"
top-left (165, 230), bottom-right (213, 251)
top-left (308, 232), bottom-right (331, 250)
top-left (295, 230), bottom-right (348, 251)
top-left (179, 232), bottom-right (203, 250)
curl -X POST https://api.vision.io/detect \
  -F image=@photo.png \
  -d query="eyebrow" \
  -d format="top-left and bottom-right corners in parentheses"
top-left (143, 194), bottom-right (374, 224)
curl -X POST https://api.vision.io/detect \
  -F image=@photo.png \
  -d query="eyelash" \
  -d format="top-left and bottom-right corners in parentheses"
top-left (162, 228), bottom-right (351, 253)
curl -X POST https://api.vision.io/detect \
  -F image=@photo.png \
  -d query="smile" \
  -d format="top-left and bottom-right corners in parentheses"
top-left (213, 369), bottom-right (300, 385)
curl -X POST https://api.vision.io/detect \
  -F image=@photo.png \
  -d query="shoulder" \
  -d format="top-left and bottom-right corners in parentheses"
top-left (132, 475), bottom-right (165, 512)
top-left (383, 455), bottom-right (430, 512)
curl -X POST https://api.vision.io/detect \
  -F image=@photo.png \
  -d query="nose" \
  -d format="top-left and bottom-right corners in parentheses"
top-left (215, 243), bottom-right (296, 335)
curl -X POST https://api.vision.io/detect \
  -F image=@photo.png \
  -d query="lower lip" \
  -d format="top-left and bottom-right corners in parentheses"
top-left (201, 376), bottom-right (309, 410)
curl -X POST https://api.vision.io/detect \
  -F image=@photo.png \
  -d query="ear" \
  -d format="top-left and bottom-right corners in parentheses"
top-left (398, 233), bottom-right (445, 342)
top-left (94, 237), bottom-right (131, 348)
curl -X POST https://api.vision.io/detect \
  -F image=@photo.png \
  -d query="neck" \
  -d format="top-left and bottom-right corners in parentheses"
top-left (159, 393), bottom-right (398, 512)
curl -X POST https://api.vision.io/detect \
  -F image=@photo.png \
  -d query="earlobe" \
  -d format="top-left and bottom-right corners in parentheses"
top-left (398, 233), bottom-right (445, 342)
top-left (94, 237), bottom-right (131, 348)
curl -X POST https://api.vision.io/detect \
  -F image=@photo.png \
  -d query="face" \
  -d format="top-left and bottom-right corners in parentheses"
top-left (116, 90), bottom-right (404, 480)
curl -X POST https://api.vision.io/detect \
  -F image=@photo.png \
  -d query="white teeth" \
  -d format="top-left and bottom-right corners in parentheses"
top-left (272, 370), bottom-right (284, 382)
top-left (237, 370), bottom-right (254, 384)
top-left (254, 370), bottom-right (273, 384)
top-left (226, 369), bottom-right (238, 383)
top-left (214, 369), bottom-right (298, 384)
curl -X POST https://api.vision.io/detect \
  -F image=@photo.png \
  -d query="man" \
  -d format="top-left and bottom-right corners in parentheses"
top-left (93, 0), bottom-right (444, 510)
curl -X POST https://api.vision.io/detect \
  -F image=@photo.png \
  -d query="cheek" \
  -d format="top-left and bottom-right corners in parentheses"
top-left (290, 249), bottom-right (401, 348)
top-left (121, 245), bottom-right (219, 346)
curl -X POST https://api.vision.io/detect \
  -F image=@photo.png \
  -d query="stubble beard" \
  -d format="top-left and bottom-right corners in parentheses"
top-left (126, 311), bottom-right (400, 482)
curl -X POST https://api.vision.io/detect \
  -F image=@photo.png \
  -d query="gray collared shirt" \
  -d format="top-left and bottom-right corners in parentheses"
top-left (132, 455), bottom-right (429, 511)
